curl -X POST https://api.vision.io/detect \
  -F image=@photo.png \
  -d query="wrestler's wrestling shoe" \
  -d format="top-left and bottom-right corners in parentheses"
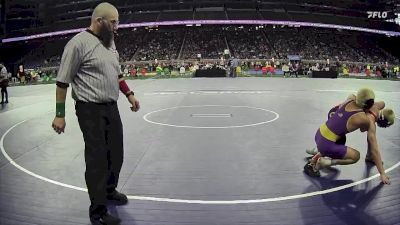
top-left (304, 157), bottom-right (334, 177)
top-left (304, 163), bottom-right (320, 177)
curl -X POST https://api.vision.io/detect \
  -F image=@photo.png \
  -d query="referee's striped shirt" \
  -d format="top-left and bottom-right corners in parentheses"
top-left (57, 29), bottom-right (122, 103)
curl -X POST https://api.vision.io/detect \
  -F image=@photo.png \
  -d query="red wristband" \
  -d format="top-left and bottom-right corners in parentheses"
top-left (119, 79), bottom-right (130, 95)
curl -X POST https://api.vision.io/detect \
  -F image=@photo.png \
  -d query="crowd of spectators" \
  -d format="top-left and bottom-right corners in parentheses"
top-left (114, 29), bottom-right (146, 62)
top-left (225, 27), bottom-right (274, 59)
top-left (133, 30), bottom-right (183, 61)
top-left (181, 27), bottom-right (226, 59)
top-left (21, 35), bottom-right (70, 69)
top-left (17, 26), bottom-right (399, 72)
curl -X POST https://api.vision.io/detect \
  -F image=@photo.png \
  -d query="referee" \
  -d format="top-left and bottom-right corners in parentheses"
top-left (51, 3), bottom-right (140, 225)
top-left (0, 63), bottom-right (9, 104)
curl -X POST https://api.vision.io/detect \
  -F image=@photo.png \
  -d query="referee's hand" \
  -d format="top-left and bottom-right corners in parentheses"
top-left (52, 117), bottom-right (66, 134)
top-left (128, 95), bottom-right (140, 112)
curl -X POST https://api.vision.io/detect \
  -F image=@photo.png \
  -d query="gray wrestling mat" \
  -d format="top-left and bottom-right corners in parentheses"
top-left (1, 77), bottom-right (399, 225)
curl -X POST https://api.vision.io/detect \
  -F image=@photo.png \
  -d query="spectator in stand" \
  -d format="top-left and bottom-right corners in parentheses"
top-left (17, 64), bottom-right (26, 84)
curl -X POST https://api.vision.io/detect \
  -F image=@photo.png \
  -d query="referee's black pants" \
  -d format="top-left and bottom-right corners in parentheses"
top-left (75, 101), bottom-right (124, 215)
top-left (1, 81), bottom-right (8, 103)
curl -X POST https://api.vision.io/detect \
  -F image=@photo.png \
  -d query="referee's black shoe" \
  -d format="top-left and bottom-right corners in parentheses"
top-left (90, 212), bottom-right (121, 225)
top-left (107, 190), bottom-right (128, 205)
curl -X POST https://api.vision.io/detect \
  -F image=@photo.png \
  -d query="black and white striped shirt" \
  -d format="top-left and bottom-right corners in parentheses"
top-left (57, 29), bottom-right (121, 103)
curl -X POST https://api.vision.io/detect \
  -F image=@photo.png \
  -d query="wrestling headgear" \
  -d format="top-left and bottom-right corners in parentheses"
top-left (377, 108), bottom-right (395, 128)
top-left (356, 88), bottom-right (375, 109)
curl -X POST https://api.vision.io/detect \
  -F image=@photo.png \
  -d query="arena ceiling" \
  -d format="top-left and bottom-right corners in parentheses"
top-left (1, 0), bottom-right (398, 39)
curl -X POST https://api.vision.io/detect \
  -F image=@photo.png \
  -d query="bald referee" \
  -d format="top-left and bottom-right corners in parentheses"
top-left (51, 3), bottom-right (139, 225)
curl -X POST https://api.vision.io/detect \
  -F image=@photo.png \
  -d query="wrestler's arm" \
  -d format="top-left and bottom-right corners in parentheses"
top-left (365, 101), bottom-right (385, 122)
top-left (366, 116), bottom-right (389, 183)
top-left (373, 101), bottom-right (385, 111)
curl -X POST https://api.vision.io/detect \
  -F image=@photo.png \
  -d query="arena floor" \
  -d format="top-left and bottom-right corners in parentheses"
top-left (0, 77), bottom-right (399, 225)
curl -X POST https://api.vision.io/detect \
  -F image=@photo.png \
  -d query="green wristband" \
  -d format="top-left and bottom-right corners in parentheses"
top-left (56, 102), bottom-right (65, 118)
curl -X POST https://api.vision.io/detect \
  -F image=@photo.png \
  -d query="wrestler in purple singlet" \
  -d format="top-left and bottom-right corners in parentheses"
top-left (315, 100), bottom-right (364, 159)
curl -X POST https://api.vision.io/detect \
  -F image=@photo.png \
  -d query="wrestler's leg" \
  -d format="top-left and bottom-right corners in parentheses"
top-left (319, 146), bottom-right (360, 167)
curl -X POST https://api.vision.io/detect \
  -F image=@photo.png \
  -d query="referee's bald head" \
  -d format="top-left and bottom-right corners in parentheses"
top-left (90, 2), bottom-right (119, 48)
top-left (91, 2), bottom-right (118, 22)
